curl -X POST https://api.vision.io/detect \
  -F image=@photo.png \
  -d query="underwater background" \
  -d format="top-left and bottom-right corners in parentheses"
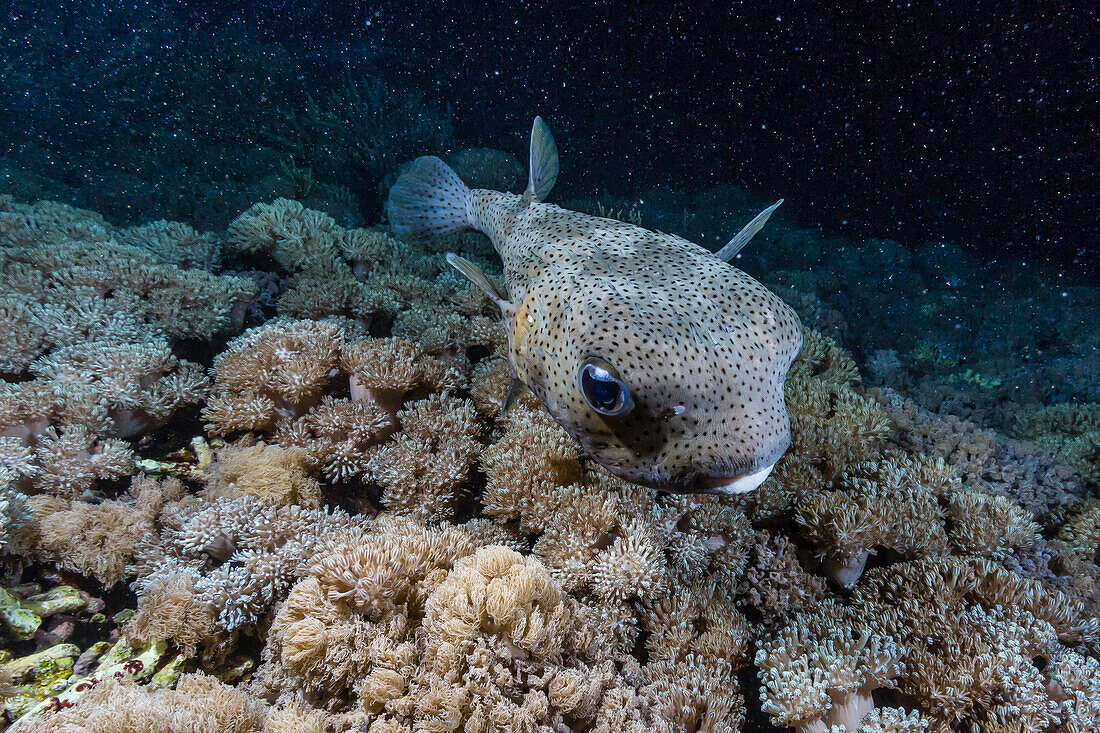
top-left (1, 0), bottom-right (1097, 730)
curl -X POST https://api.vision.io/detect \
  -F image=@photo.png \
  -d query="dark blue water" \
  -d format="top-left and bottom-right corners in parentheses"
top-left (2, 1), bottom-right (1095, 274)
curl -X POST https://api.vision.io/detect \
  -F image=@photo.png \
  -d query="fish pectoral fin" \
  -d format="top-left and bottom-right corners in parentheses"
top-left (502, 376), bottom-right (532, 413)
top-left (524, 116), bottom-right (559, 203)
top-left (714, 199), bottom-right (784, 262)
top-left (445, 253), bottom-right (515, 317)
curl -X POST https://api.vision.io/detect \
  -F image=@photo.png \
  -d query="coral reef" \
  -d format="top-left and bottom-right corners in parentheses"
top-left (1, 197), bottom-right (1096, 733)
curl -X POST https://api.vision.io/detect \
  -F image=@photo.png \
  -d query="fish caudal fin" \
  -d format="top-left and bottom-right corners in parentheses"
top-left (387, 156), bottom-right (471, 242)
top-left (525, 116), bottom-right (559, 203)
top-left (714, 199), bottom-right (784, 262)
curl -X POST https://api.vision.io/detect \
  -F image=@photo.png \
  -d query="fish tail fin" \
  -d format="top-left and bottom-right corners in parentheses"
top-left (524, 116), bottom-right (559, 203)
top-left (386, 156), bottom-right (471, 241)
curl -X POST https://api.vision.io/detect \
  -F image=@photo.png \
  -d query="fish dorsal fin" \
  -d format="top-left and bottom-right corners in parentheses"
top-left (445, 253), bottom-right (515, 317)
top-left (524, 116), bottom-right (559, 203)
top-left (714, 199), bottom-right (784, 262)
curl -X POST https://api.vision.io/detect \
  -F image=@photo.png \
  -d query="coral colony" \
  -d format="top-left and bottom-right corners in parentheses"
top-left (0, 189), bottom-right (1096, 732)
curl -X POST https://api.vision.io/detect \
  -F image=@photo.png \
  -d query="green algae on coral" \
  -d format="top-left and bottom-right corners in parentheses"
top-left (0, 587), bottom-right (40, 640)
top-left (20, 586), bottom-right (87, 618)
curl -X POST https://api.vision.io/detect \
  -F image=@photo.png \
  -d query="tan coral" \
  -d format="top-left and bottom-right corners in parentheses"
top-left (277, 261), bottom-right (365, 321)
top-left (28, 474), bottom-right (183, 585)
top-left (124, 570), bottom-right (216, 658)
top-left (1058, 501), bottom-right (1100, 563)
top-left (113, 219), bottom-right (223, 270)
top-left (655, 495), bottom-right (755, 594)
top-left (391, 305), bottom-right (506, 362)
top-left (262, 575), bottom-right (404, 709)
top-left (737, 530), bottom-right (829, 629)
top-left (1, 378), bottom-right (112, 442)
top-left (843, 556), bottom-right (1097, 729)
top-left (645, 654), bottom-right (746, 732)
top-left (20, 672), bottom-right (266, 732)
top-left (468, 356), bottom-right (513, 418)
top-left (227, 198), bottom-right (339, 269)
top-left (130, 494), bottom-right (355, 643)
top-left (340, 337), bottom-right (426, 424)
top-left (262, 700), bottom-right (331, 733)
top-left (309, 517), bottom-right (477, 619)
top-left (423, 545), bottom-right (572, 661)
top-left (203, 319), bottom-right (344, 434)
top-left (274, 396), bottom-right (392, 482)
top-left (794, 453), bottom-right (951, 586)
top-left (756, 606), bottom-right (903, 733)
top-left (1, 200), bottom-right (255, 354)
top-left (869, 387), bottom-right (1081, 517)
top-left (1045, 650), bottom-right (1100, 731)
top-left (3, 425), bottom-right (134, 499)
top-left (641, 585), bottom-right (750, 670)
top-left (479, 404), bottom-right (585, 532)
top-left (206, 440), bottom-right (322, 508)
top-left (590, 517), bottom-right (667, 604)
top-left (945, 489), bottom-right (1039, 559)
top-left (30, 339), bottom-right (208, 438)
top-left (367, 394), bottom-right (482, 522)
top-left (853, 707), bottom-right (933, 732)
top-left (335, 227), bottom-right (411, 278)
top-left (783, 329), bottom-right (892, 484)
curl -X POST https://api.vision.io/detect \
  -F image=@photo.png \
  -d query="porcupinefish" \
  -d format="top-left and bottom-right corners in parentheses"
top-left (387, 118), bottom-right (802, 494)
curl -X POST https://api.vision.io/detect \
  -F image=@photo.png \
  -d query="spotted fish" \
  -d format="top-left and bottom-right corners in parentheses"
top-left (387, 118), bottom-right (802, 494)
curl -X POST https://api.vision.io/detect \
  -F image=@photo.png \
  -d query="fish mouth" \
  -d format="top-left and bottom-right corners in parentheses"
top-left (698, 462), bottom-right (776, 495)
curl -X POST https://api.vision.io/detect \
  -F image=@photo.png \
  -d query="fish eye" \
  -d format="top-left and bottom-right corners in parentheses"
top-left (578, 357), bottom-right (634, 416)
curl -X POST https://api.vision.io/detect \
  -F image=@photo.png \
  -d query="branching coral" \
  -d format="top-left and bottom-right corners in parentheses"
top-left (1, 200), bottom-right (256, 371)
top-left (1009, 402), bottom-right (1100, 485)
top-left (870, 386), bottom-right (1083, 516)
top-left (737, 529), bottom-right (829, 628)
top-left (1058, 501), bottom-right (1100, 563)
top-left (24, 475), bottom-right (184, 585)
top-left (794, 453), bottom-right (951, 586)
top-left (0, 425), bottom-right (133, 499)
top-left (128, 494), bottom-right (356, 648)
top-left (784, 330), bottom-right (892, 482)
top-left (340, 336), bottom-right (430, 424)
top-left (203, 319), bottom-right (344, 433)
top-left (366, 394), bottom-right (482, 521)
top-left (944, 488), bottom-right (1039, 559)
top-left (833, 556), bottom-right (1100, 729)
top-left (274, 396), bottom-right (392, 483)
top-left (0, 467), bottom-right (33, 553)
top-left (29, 339), bottom-right (208, 438)
top-left (756, 607), bottom-right (903, 733)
